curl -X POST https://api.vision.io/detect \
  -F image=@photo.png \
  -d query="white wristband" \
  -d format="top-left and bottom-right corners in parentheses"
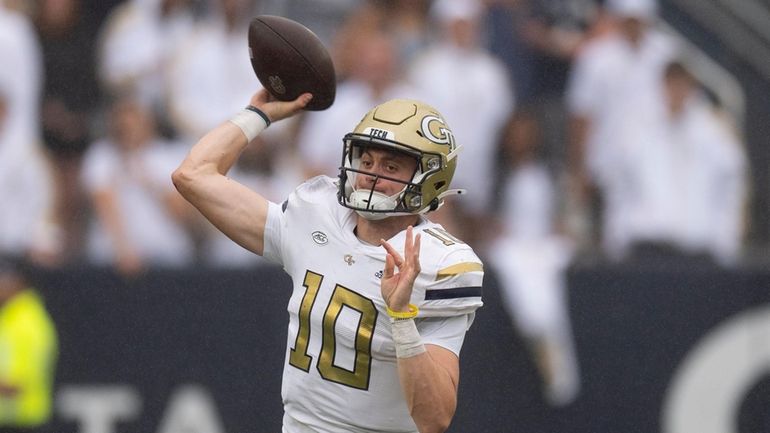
top-left (391, 318), bottom-right (426, 358)
top-left (229, 106), bottom-right (269, 142)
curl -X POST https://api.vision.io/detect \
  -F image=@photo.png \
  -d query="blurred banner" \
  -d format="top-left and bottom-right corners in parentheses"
top-left (35, 263), bottom-right (770, 433)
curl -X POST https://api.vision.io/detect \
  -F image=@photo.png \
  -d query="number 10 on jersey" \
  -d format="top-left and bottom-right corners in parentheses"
top-left (289, 270), bottom-right (379, 390)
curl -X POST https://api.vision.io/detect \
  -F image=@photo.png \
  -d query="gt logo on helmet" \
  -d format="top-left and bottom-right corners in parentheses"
top-left (421, 115), bottom-right (455, 148)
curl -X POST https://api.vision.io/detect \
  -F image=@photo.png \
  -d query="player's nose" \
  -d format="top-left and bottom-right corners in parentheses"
top-left (364, 171), bottom-right (381, 186)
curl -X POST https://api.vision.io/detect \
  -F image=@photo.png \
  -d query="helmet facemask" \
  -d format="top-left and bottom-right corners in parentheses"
top-left (338, 139), bottom-right (439, 220)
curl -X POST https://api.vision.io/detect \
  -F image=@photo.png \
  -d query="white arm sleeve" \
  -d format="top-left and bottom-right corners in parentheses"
top-left (417, 313), bottom-right (475, 357)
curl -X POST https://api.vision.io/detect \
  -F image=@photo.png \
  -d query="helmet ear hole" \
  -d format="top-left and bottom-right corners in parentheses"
top-left (434, 181), bottom-right (446, 190)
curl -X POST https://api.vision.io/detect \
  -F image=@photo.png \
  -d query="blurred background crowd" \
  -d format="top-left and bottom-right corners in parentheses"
top-left (0, 0), bottom-right (760, 272)
top-left (0, 0), bottom-right (768, 422)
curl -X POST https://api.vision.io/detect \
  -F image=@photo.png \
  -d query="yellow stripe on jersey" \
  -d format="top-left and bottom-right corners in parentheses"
top-left (435, 262), bottom-right (483, 281)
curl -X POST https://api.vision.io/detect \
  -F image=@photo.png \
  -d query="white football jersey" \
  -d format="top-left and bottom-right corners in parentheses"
top-left (263, 176), bottom-right (484, 433)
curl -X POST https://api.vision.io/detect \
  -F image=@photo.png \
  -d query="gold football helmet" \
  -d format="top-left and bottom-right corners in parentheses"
top-left (337, 99), bottom-right (464, 219)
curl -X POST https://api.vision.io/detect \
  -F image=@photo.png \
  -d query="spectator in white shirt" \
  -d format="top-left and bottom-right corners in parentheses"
top-left (615, 61), bottom-right (748, 265)
top-left (489, 109), bottom-right (580, 406)
top-left (81, 95), bottom-right (198, 276)
top-left (0, 83), bottom-right (58, 263)
top-left (0, 3), bottom-right (43, 164)
top-left (0, 4), bottom-right (59, 263)
top-left (98, 0), bottom-right (197, 129)
top-left (565, 0), bottom-right (678, 254)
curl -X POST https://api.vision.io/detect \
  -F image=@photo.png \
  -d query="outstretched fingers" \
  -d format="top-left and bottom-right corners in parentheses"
top-left (403, 226), bottom-right (421, 274)
top-left (410, 231), bottom-right (422, 273)
top-left (381, 227), bottom-right (422, 274)
top-left (380, 227), bottom-right (423, 312)
top-left (381, 238), bottom-right (404, 267)
top-left (383, 250), bottom-right (395, 279)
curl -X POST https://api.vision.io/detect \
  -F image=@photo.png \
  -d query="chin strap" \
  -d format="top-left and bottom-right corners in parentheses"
top-left (422, 188), bottom-right (467, 213)
top-left (440, 188), bottom-right (467, 198)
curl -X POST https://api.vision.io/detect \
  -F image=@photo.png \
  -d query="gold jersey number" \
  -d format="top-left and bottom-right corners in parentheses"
top-left (289, 270), bottom-right (378, 390)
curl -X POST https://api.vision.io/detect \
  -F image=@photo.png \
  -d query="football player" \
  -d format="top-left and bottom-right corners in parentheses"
top-left (173, 89), bottom-right (483, 433)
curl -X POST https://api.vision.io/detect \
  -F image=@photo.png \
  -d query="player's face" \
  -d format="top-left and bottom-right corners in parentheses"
top-left (355, 147), bottom-right (418, 196)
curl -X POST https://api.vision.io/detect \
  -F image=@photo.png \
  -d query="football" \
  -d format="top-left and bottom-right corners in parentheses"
top-left (248, 15), bottom-right (336, 111)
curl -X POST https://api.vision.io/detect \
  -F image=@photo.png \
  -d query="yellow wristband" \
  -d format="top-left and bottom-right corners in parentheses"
top-left (386, 304), bottom-right (419, 319)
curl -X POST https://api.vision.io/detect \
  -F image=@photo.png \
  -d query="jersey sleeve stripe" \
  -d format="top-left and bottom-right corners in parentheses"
top-left (424, 286), bottom-right (483, 300)
top-left (434, 262), bottom-right (484, 281)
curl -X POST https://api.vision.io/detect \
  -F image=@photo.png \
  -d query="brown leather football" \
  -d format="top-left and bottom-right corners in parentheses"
top-left (248, 15), bottom-right (336, 111)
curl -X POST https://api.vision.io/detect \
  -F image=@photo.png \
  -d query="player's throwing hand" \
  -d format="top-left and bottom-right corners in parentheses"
top-left (249, 89), bottom-right (312, 123)
top-left (380, 226), bottom-right (422, 313)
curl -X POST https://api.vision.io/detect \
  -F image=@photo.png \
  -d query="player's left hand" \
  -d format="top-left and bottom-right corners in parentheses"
top-left (380, 226), bottom-right (421, 313)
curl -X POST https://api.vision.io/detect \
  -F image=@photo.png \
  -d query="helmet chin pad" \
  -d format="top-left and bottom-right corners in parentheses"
top-left (349, 189), bottom-right (400, 220)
